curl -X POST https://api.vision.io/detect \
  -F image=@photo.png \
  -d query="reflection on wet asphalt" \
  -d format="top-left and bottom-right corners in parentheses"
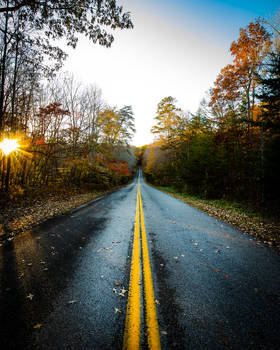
top-left (1, 171), bottom-right (280, 349)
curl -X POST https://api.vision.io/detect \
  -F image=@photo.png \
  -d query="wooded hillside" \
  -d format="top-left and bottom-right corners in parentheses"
top-left (142, 19), bottom-right (280, 217)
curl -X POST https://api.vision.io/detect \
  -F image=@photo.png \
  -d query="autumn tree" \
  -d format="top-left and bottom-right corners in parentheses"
top-left (98, 105), bottom-right (135, 150)
top-left (151, 96), bottom-right (187, 146)
top-left (0, 0), bottom-right (133, 130)
top-left (210, 21), bottom-right (271, 124)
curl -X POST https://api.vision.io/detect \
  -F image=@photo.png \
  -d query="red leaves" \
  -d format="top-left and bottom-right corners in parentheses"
top-left (39, 102), bottom-right (69, 119)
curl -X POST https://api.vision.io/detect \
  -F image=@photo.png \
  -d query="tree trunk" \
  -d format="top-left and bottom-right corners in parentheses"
top-left (0, 2), bottom-right (10, 131)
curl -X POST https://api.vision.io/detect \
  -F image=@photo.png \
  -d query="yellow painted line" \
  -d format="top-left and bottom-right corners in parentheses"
top-left (123, 175), bottom-right (161, 349)
top-left (122, 183), bottom-right (141, 350)
top-left (139, 188), bottom-right (161, 350)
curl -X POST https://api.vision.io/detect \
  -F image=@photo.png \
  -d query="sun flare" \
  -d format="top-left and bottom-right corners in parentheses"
top-left (0, 138), bottom-right (19, 155)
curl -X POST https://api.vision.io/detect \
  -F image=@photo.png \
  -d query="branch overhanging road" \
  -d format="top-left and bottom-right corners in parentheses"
top-left (1, 170), bottom-right (280, 349)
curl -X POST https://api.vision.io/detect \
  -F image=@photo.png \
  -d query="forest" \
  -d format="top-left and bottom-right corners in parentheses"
top-left (1, 1), bottom-right (279, 220)
top-left (0, 0), bottom-right (136, 204)
top-left (141, 18), bottom-right (280, 217)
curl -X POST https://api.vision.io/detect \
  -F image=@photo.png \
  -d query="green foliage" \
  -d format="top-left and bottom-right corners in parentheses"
top-left (143, 20), bottom-right (280, 215)
top-left (151, 96), bottom-right (185, 142)
top-left (257, 51), bottom-right (280, 132)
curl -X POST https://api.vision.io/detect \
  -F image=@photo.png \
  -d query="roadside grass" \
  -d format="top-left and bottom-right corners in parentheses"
top-left (154, 185), bottom-right (280, 250)
top-left (160, 186), bottom-right (258, 217)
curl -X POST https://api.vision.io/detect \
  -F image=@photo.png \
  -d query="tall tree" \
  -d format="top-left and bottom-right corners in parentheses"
top-left (151, 96), bottom-right (185, 143)
top-left (257, 51), bottom-right (280, 132)
top-left (210, 21), bottom-right (271, 123)
top-left (0, 0), bottom-right (133, 130)
top-left (98, 105), bottom-right (135, 149)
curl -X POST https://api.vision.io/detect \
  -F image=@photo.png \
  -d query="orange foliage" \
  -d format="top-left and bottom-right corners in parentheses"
top-left (210, 21), bottom-right (271, 119)
top-left (107, 160), bottom-right (130, 176)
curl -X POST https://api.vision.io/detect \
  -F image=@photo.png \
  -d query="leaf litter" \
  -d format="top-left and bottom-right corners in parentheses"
top-left (0, 188), bottom-right (108, 241)
top-left (157, 188), bottom-right (280, 250)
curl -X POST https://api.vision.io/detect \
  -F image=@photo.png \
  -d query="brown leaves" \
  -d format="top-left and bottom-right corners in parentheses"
top-left (160, 188), bottom-right (280, 250)
top-left (0, 188), bottom-right (105, 238)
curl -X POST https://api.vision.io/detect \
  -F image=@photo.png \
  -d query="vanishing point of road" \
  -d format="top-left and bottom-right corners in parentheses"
top-left (1, 170), bottom-right (280, 349)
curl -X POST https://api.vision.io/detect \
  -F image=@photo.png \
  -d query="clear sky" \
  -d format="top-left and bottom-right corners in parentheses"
top-left (63, 0), bottom-right (279, 146)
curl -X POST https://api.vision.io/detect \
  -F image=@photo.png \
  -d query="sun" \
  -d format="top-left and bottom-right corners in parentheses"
top-left (0, 138), bottom-right (20, 155)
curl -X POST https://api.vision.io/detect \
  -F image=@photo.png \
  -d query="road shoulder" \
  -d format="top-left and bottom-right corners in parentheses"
top-left (152, 185), bottom-right (280, 251)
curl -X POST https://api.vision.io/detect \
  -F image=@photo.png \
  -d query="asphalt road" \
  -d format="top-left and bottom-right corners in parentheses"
top-left (1, 170), bottom-right (280, 349)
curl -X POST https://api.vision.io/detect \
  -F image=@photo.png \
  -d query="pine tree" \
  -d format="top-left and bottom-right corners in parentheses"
top-left (257, 51), bottom-right (280, 132)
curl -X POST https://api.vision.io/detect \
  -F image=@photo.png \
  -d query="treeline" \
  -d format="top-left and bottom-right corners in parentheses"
top-left (0, 1), bottom-right (136, 197)
top-left (142, 18), bottom-right (280, 216)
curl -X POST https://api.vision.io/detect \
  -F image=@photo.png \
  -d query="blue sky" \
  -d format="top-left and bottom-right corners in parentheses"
top-left (152, 0), bottom-right (278, 19)
top-left (63, 0), bottom-right (279, 146)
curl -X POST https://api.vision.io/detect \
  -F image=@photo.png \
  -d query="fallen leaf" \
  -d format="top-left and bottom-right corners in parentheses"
top-left (155, 299), bottom-right (160, 305)
top-left (160, 330), bottom-right (168, 335)
top-left (174, 256), bottom-right (178, 260)
top-left (114, 281), bottom-right (121, 286)
top-left (67, 300), bottom-right (78, 305)
top-left (113, 288), bottom-right (118, 294)
top-left (121, 288), bottom-right (127, 294)
top-left (118, 293), bottom-right (125, 297)
top-left (114, 308), bottom-right (121, 313)
top-left (26, 293), bottom-right (34, 300)
top-left (33, 323), bottom-right (42, 329)
top-left (215, 249), bottom-right (221, 253)
top-left (160, 264), bottom-right (164, 267)
top-left (214, 269), bottom-right (221, 273)
top-left (194, 243), bottom-right (198, 246)
top-left (224, 274), bottom-right (228, 278)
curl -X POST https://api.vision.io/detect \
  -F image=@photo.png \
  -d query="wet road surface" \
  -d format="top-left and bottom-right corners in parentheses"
top-left (1, 170), bottom-right (280, 349)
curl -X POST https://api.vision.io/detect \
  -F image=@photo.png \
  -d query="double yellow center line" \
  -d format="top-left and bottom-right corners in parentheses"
top-left (122, 178), bottom-right (161, 350)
